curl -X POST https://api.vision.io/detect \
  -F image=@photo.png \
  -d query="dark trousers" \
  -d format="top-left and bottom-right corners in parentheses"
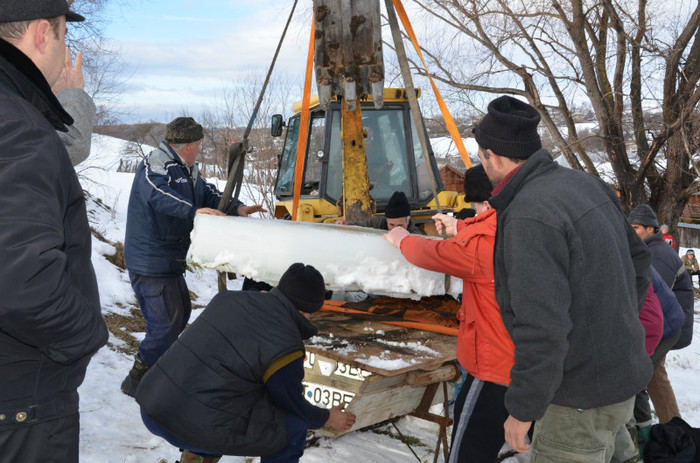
top-left (448, 373), bottom-right (509, 463)
top-left (141, 409), bottom-right (308, 462)
top-left (129, 272), bottom-right (191, 367)
top-left (0, 414), bottom-right (79, 463)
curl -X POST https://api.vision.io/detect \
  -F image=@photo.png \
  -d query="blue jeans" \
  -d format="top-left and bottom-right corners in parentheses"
top-left (140, 410), bottom-right (307, 461)
top-left (129, 273), bottom-right (191, 367)
top-left (261, 414), bottom-right (307, 463)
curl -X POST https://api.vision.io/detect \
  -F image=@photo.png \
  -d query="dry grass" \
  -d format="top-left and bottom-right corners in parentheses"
top-left (104, 306), bottom-right (144, 356)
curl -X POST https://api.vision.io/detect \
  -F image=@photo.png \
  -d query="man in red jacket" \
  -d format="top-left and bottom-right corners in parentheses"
top-left (383, 165), bottom-right (514, 463)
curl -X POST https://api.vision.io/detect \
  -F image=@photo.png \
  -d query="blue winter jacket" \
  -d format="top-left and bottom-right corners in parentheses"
top-left (650, 266), bottom-right (685, 341)
top-left (124, 142), bottom-right (242, 277)
top-left (644, 232), bottom-right (694, 349)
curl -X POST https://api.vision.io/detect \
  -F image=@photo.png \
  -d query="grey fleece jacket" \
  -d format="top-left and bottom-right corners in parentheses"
top-left (56, 87), bottom-right (96, 166)
top-left (489, 149), bottom-right (653, 422)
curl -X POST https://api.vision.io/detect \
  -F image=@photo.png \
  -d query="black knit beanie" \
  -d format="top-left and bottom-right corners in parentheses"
top-left (474, 96), bottom-right (542, 159)
top-left (165, 117), bottom-right (204, 144)
top-left (385, 191), bottom-right (411, 219)
top-left (627, 204), bottom-right (659, 229)
top-left (278, 263), bottom-right (326, 313)
top-left (463, 164), bottom-right (493, 203)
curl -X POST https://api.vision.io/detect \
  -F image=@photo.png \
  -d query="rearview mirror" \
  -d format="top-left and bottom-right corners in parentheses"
top-left (271, 114), bottom-right (284, 137)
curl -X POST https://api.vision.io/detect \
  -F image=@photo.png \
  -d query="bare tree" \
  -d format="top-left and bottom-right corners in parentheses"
top-left (197, 73), bottom-right (302, 216)
top-left (408, 0), bottom-right (700, 232)
top-left (67, 0), bottom-right (130, 125)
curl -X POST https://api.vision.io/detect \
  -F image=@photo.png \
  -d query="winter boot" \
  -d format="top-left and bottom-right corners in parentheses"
top-left (120, 354), bottom-right (149, 398)
top-left (177, 449), bottom-right (221, 463)
top-left (637, 424), bottom-right (652, 459)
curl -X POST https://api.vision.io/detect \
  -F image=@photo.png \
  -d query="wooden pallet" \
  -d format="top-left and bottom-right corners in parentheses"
top-left (304, 311), bottom-right (459, 440)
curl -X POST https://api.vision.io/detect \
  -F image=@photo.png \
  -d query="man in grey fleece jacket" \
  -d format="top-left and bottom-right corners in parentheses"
top-left (52, 46), bottom-right (96, 166)
top-left (475, 96), bottom-right (653, 462)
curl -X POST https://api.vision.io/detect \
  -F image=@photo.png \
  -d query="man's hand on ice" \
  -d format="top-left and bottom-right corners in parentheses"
top-left (382, 226), bottom-right (409, 248)
top-left (195, 208), bottom-right (226, 216)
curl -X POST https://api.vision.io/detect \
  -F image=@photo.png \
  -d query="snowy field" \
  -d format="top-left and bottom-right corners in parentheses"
top-left (77, 134), bottom-right (699, 462)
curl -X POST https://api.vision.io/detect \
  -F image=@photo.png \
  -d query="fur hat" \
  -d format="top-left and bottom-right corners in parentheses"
top-left (165, 117), bottom-right (204, 144)
top-left (627, 204), bottom-right (659, 229)
top-left (474, 96), bottom-right (542, 159)
top-left (385, 191), bottom-right (411, 219)
top-left (278, 263), bottom-right (326, 313)
top-left (463, 164), bottom-right (493, 203)
top-left (0, 0), bottom-right (85, 23)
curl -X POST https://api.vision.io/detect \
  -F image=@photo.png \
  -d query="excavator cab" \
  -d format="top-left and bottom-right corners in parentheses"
top-left (272, 89), bottom-right (462, 230)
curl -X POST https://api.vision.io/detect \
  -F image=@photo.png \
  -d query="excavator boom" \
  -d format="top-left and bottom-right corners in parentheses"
top-left (313, 0), bottom-right (384, 111)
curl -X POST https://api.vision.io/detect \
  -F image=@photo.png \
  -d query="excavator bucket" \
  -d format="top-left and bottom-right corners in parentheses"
top-left (313, 0), bottom-right (384, 111)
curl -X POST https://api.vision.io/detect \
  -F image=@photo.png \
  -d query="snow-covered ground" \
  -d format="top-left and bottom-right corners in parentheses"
top-left (77, 134), bottom-right (699, 462)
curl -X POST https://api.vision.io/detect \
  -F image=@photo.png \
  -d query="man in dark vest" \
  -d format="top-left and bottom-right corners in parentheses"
top-left (136, 263), bottom-right (356, 463)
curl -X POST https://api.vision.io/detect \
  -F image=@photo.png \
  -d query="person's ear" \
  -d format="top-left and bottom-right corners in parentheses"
top-left (33, 19), bottom-right (52, 54)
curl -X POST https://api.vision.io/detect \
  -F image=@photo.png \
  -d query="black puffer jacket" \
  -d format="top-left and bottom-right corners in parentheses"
top-left (136, 288), bottom-right (318, 456)
top-left (0, 39), bottom-right (108, 429)
top-left (645, 232), bottom-right (695, 349)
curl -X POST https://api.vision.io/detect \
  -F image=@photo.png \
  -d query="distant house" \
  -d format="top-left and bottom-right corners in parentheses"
top-left (439, 164), bottom-right (465, 194)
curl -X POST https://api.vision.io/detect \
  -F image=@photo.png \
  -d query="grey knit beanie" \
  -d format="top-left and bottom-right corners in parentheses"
top-left (278, 263), bottom-right (326, 313)
top-left (474, 96), bottom-right (542, 159)
top-left (627, 204), bottom-right (659, 229)
top-left (165, 117), bottom-right (204, 144)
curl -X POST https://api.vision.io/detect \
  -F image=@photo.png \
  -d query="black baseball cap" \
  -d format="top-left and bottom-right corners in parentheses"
top-left (0, 0), bottom-right (85, 24)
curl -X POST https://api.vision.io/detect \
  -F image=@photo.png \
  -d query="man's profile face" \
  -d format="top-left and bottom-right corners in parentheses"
top-left (387, 216), bottom-right (410, 230)
top-left (478, 148), bottom-right (501, 186)
top-left (631, 224), bottom-right (655, 240)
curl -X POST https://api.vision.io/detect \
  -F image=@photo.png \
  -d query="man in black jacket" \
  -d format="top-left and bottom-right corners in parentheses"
top-left (475, 96), bottom-right (652, 461)
top-left (136, 263), bottom-right (356, 463)
top-left (0, 1), bottom-right (108, 462)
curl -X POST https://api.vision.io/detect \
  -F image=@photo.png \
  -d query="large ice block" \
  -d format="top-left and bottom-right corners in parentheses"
top-left (188, 215), bottom-right (459, 299)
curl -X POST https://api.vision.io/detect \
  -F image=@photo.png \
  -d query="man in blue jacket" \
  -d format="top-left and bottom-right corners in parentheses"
top-left (121, 116), bottom-right (265, 396)
top-left (0, 1), bottom-right (108, 461)
top-left (476, 96), bottom-right (652, 461)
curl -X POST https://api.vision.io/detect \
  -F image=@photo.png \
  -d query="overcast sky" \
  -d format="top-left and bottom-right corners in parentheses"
top-left (100, 0), bottom-right (312, 122)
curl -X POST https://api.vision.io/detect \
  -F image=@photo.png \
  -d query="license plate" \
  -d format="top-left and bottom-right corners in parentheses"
top-left (302, 382), bottom-right (355, 408)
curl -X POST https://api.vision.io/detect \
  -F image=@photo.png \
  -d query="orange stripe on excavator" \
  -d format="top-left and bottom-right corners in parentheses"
top-left (392, 0), bottom-right (472, 170)
top-left (292, 17), bottom-right (315, 221)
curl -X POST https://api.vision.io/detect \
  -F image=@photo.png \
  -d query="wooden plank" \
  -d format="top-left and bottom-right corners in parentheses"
top-left (306, 311), bottom-right (457, 376)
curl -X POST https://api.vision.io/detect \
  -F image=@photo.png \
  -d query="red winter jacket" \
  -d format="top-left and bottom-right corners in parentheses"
top-left (640, 285), bottom-right (663, 356)
top-left (400, 209), bottom-right (514, 384)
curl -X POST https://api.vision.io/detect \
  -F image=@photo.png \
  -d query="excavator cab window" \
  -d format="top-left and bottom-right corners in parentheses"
top-left (325, 103), bottom-right (439, 208)
top-left (274, 111), bottom-right (326, 197)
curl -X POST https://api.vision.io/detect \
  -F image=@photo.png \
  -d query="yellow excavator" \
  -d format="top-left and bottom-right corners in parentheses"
top-left (268, 0), bottom-right (471, 236)
top-left (270, 89), bottom-right (468, 234)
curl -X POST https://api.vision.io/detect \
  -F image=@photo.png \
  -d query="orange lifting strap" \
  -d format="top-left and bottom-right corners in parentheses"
top-left (292, 17), bottom-right (316, 221)
top-left (392, 0), bottom-right (472, 169)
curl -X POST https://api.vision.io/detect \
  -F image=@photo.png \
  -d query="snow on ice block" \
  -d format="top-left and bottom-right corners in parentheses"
top-left (188, 215), bottom-right (456, 299)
